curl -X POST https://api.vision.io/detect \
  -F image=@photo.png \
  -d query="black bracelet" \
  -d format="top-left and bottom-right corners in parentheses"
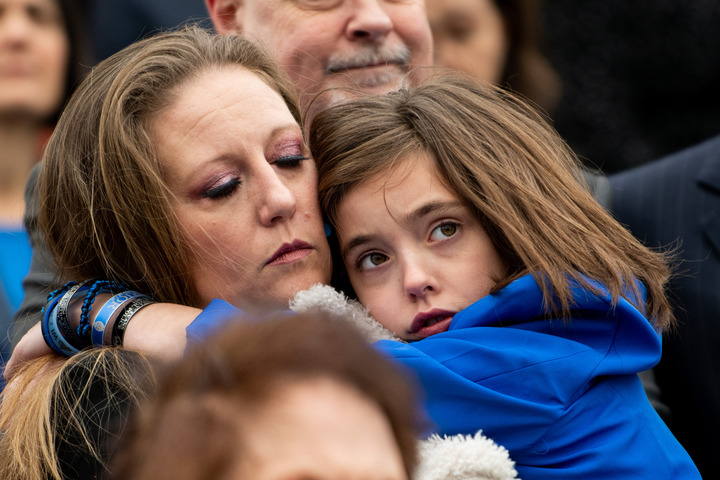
top-left (54, 281), bottom-right (91, 350)
top-left (110, 296), bottom-right (156, 347)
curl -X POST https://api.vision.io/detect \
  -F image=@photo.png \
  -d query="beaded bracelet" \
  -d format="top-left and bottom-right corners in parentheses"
top-left (110, 296), bottom-right (156, 347)
top-left (91, 291), bottom-right (149, 348)
top-left (78, 280), bottom-right (126, 338)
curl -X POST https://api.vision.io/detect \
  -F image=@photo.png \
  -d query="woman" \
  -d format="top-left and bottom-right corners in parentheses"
top-left (2, 26), bottom-right (331, 479)
top-left (0, 0), bottom-right (89, 386)
top-left (426, 0), bottom-right (560, 113)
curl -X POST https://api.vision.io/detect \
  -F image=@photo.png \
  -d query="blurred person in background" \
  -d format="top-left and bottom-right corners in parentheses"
top-left (0, 0), bottom-right (89, 388)
top-left (426, 0), bottom-right (560, 114)
top-left (426, 0), bottom-right (612, 205)
top-left (610, 134), bottom-right (720, 479)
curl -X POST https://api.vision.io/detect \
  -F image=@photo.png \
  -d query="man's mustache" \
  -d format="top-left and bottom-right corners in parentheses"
top-left (326, 44), bottom-right (411, 73)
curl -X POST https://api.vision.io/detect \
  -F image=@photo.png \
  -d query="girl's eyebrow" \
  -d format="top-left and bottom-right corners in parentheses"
top-left (401, 200), bottom-right (464, 226)
top-left (340, 200), bottom-right (465, 260)
top-left (342, 234), bottom-right (378, 261)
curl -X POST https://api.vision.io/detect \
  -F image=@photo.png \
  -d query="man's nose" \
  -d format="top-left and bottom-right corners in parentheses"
top-left (345, 0), bottom-right (393, 42)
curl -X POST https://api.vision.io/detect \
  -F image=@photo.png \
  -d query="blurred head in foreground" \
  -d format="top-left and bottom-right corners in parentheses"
top-left (112, 313), bottom-right (420, 480)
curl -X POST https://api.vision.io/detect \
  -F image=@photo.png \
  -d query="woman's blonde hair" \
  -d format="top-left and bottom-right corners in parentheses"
top-left (37, 25), bottom-right (301, 307)
top-left (311, 73), bottom-right (673, 329)
top-left (0, 349), bottom-right (155, 480)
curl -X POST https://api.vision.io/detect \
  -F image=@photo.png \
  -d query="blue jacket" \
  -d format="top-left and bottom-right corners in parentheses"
top-left (188, 274), bottom-right (700, 479)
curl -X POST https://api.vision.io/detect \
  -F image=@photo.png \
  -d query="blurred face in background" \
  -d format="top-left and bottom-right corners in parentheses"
top-left (0, 0), bottom-right (69, 120)
top-left (207, 0), bottom-right (434, 117)
top-left (426, 0), bottom-right (508, 83)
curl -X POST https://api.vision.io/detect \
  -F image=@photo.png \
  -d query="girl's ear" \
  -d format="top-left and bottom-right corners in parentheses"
top-left (206, 0), bottom-right (245, 35)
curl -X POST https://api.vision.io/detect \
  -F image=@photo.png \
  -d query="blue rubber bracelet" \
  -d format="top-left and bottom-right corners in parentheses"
top-left (91, 291), bottom-right (148, 347)
top-left (41, 295), bottom-right (80, 356)
top-left (41, 295), bottom-right (63, 355)
top-left (46, 301), bottom-right (81, 356)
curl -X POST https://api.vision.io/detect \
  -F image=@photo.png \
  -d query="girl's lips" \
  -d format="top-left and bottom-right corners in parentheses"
top-left (409, 309), bottom-right (456, 339)
top-left (266, 239), bottom-right (313, 266)
top-left (413, 317), bottom-right (453, 339)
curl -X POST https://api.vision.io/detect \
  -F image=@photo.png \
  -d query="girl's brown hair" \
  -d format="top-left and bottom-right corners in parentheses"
top-left (37, 26), bottom-right (301, 307)
top-left (311, 73), bottom-right (673, 330)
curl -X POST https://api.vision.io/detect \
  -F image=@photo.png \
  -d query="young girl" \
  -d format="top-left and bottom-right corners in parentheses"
top-left (306, 74), bottom-right (700, 479)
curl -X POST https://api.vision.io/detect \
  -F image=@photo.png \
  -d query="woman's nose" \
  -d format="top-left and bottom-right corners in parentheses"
top-left (0, 11), bottom-right (33, 47)
top-left (256, 168), bottom-right (297, 227)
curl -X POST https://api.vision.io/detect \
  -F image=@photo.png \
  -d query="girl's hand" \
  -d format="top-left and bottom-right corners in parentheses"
top-left (3, 322), bottom-right (51, 380)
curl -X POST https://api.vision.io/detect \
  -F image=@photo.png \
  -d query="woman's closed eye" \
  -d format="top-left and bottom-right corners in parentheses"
top-left (202, 177), bottom-right (241, 200)
top-left (271, 154), bottom-right (310, 168)
top-left (429, 221), bottom-right (459, 241)
top-left (357, 252), bottom-right (389, 271)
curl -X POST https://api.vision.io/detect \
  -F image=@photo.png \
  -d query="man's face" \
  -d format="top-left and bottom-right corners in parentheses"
top-left (208, 0), bottom-right (433, 115)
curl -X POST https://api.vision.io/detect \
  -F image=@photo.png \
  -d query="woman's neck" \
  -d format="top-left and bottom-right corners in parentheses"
top-left (0, 117), bottom-right (47, 226)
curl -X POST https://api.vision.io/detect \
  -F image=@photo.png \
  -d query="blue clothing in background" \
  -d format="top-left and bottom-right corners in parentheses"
top-left (0, 227), bottom-right (32, 312)
top-left (0, 226), bottom-right (32, 391)
top-left (187, 274), bottom-right (700, 479)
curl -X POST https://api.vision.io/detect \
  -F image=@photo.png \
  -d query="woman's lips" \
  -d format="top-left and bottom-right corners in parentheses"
top-left (265, 239), bottom-right (313, 266)
top-left (409, 309), bottom-right (456, 339)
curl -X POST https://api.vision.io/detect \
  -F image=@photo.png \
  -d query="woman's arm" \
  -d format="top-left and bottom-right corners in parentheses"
top-left (122, 303), bottom-right (202, 361)
top-left (3, 302), bottom-right (201, 380)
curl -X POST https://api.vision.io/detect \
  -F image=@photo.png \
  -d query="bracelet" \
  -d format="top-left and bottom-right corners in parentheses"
top-left (110, 296), bottom-right (156, 346)
top-left (54, 281), bottom-right (91, 348)
top-left (91, 291), bottom-right (149, 348)
top-left (41, 280), bottom-right (128, 355)
top-left (42, 281), bottom-right (88, 355)
top-left (78, 280), bottom-right (126, 337)
top-left (41, 295), bottom-right (81, 357)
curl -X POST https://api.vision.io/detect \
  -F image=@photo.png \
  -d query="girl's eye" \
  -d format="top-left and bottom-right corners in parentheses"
top-left (430, 222), bottom-right (459, 241)
top-left (271, 154), bottom-right (309, 168)
top-left (358, 252), bottom-right (389, 271)
top-left (202, 177), bottom-right (241, 200)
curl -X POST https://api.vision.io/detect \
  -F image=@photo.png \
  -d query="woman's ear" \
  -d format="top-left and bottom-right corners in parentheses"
top-left (206, 0), bottom-right (245, 35)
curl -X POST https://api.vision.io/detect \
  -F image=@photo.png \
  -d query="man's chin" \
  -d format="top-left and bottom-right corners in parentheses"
top-left (324, 72), bottom-right (404, 102)
top-left (301, 70), bottom-right (406, 127)
top-left (331, 66), bottom-right (406, 92)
